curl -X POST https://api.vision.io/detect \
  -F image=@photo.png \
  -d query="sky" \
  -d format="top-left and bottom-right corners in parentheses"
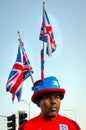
top-left (0, 0), bottom-right (86, 129)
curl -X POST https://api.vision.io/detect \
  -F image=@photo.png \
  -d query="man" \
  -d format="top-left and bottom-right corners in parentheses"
top-left (18, 76), bottom-right (81, 130)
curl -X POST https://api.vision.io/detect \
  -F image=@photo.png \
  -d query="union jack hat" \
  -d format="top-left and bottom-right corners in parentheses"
top-left (31, 76), bottom-right (65, 103)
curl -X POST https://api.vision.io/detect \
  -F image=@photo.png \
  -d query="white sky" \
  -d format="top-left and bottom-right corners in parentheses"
top-left (0, 0), bottom-right (86, 129)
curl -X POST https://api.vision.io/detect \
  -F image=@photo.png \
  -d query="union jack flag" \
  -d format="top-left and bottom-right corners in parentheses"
top-left (6, 42), bottom-right (33, 102)
top-left (39, 9), bottom-right (57, 56)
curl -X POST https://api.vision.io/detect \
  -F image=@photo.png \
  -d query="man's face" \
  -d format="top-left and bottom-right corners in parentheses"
top-left (39, 92), bottom-right (61, 120)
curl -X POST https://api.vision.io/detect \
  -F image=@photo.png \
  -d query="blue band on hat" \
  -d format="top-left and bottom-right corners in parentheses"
top-left (32, 76), bottom-right (60, 92)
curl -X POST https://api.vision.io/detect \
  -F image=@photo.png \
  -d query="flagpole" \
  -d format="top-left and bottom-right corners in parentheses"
top-left (17, 31), bottom-right (34, 85)
top-left (41, 2), bottom-right (45, 80)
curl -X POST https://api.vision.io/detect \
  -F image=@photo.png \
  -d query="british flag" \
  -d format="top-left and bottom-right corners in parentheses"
top-left (39, 9), bottom-right (57, 56)
top-left (6, 42), bottom-right (33, 102)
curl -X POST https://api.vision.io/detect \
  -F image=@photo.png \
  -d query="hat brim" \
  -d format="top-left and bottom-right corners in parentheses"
top-left (31, 88), bottom-right (65, 103)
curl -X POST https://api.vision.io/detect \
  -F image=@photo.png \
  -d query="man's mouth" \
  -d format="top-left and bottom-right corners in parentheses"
top-left (50, 106), bottom-right (57, 111)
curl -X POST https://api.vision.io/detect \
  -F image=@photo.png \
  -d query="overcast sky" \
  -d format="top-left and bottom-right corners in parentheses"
top-left (0, 0), bottom-right (86, 129)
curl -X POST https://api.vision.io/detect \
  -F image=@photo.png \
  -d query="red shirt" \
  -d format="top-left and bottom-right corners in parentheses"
top-left (18, 114), bottom-right (81, 130)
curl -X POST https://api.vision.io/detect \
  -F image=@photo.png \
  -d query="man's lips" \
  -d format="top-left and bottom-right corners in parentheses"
top-left (49, 106), bottom-right (57, 111)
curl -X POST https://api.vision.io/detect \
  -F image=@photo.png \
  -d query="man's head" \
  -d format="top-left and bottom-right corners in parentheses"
top-left (37, 92), bottom-right (61, 120)
top-left (31, 76), bottom-right (65, 120)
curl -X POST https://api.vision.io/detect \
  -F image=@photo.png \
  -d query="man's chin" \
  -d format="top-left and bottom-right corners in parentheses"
top-left (48, 111), bottom-right (57, 118)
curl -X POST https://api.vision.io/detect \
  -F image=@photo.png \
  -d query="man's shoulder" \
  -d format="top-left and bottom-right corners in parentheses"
top-left (58, 115), bottom-right (81, 130)
top-left (18, 115), bottom-right (40, 130)
top-left (70, 119), bottom-right (81, 130)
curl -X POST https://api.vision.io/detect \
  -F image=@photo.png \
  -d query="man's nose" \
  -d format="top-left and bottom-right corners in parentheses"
top-left (50, 96), bottom-right (56, 103)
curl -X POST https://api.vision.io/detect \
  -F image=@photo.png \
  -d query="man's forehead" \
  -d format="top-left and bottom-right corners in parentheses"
top-left (44, 92), bottom-right (61, 96)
